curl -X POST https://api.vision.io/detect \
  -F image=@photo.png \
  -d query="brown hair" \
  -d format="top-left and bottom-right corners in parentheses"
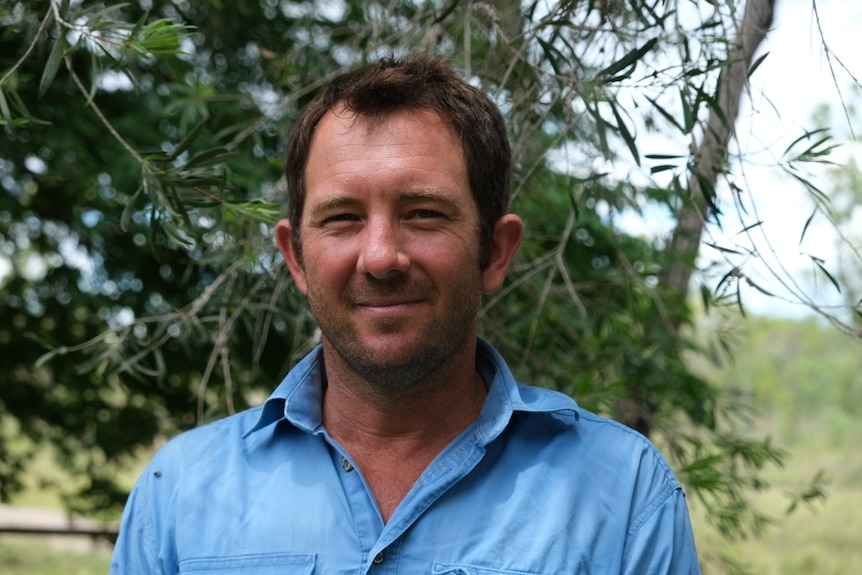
top-left (284, 53), bottom-right (511, 269)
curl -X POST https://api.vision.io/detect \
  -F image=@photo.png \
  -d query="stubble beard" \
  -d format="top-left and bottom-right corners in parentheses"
top-left (307, 274), bottom-right (482, 397)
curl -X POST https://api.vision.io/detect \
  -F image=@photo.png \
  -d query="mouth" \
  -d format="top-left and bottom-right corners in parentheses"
top-left (356, 299), bottom-right (422, 310)
top-left (351, 297), bottom-right (426, 317)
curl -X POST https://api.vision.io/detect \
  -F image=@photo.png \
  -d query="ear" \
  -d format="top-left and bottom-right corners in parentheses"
top-left (481, 214), bottom-right (523, 293)
top-left (274, 219), bottom-right (308, 295)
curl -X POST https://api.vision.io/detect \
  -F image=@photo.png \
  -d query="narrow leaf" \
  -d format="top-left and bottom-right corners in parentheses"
top-left (811, 257), bottom-right (841, 293)
top-left (39, 32), bottom-right (68, 97)
top-left (121, 185), bottom-right (145, 231)
top-left (226, 200), bottom-right (280, 225)
top-left (597, 37), bottom-right (658, 80)
top-left (705, 242), bottom-right (744, 256)
top-left (736, 220), bottom-right (763, 235)
top-left (35, 349), bottom-right (59, 369)
top-left (799, 210), bottom-right (815, 244)
top-left (645, 95), bottom-right (684, 132)
top-left (0, 88), bottom-right (11, 124)
top-left (609, 101), bottom-right (640, 166)
top-left (181, 147), bottom-right (233, 170)
top-left (680, 87), bottom-right (695, 133)
top-left (131, 10), bottom-right (150, 39)
top-left (782, 128), bottom-right (830, 158)
top-left (167, 120), bottom-right (208, 161)
top-left (645, 153), bottom-right (686, 160)
top-left (747, 51), bottom-right (770, 77)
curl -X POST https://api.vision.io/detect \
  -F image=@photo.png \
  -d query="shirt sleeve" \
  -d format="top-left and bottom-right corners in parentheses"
top-left (110, 464), bottom-right (169, 575)
top-left (621, 486), bottom-right (702, 575)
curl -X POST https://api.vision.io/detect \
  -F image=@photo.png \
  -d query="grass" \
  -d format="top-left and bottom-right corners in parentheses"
top-left (689, 419), bottom-right (862, 575)
top-left (0, 536), bottom-right (111, 575)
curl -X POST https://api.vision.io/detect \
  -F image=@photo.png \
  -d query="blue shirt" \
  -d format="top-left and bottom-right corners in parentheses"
top-left (111, 339), bottom-right (701, 574)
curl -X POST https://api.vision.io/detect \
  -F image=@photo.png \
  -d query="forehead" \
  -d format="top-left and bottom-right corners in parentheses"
top-left (310, 105), bottom-right (459, 151)
top-left (303, 106), bottom-right (470, 204)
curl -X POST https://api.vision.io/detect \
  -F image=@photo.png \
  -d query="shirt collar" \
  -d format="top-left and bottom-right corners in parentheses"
top-left (472, 338), bottom-right (579, 446)
top-left (244, 338), bottom-right (579, 439)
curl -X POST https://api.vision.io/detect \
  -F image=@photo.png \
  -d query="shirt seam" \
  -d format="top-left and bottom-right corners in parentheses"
top-left (141, 470), bottom-right (165, 575)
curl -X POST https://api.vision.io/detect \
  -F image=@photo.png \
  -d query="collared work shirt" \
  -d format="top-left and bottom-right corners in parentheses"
top-left (111, 339), bottom-right (701, 574)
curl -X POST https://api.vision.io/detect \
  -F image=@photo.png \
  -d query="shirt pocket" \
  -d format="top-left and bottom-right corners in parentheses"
top-left (433, 563), bottom-right (541, 575)
top-left (179, 552), bottom-right (316, 574)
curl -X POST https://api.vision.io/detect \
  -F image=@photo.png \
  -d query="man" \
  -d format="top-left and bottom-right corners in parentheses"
top-left (111, 54), bottom-right (701, 574)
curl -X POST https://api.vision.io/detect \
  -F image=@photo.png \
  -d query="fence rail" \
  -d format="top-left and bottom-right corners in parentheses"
top-left (0, 525), bottom-right (118, 539)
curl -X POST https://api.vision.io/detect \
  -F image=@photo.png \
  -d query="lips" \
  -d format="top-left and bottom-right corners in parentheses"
top-left (345, 278), bottom-right (431, 309)
top-left (355, 298), bottom-right (422, 308)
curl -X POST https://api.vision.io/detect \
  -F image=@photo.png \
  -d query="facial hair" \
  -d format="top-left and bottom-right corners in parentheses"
top-left (307, 271), bottom-right (482, 396)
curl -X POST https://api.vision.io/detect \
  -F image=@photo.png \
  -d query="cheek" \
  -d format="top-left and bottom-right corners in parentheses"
top-left (305, 245), bottom-right (355, 285)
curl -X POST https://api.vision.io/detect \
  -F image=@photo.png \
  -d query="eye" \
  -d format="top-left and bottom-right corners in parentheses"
top-left (410, 209), bottom-right (443, 219)
top-left (324, 213), bottom-right (360, 224)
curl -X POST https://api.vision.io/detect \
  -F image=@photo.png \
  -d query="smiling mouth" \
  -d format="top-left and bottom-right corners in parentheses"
top-left (356, 300), bottom-right (422, 309)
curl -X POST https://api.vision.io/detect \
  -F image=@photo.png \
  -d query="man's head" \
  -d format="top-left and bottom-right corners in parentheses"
top-left (284, 53), bottom-right (511, 269)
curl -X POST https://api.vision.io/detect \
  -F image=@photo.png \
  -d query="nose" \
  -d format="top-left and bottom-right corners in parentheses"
top-left (356, 218), bottom-right (410, 279)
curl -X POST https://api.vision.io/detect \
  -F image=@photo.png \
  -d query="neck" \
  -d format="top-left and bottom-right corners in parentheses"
top-left (321, 339), bottom-right (487, 446)
top-left (320, 339), bottom-right (487, 523)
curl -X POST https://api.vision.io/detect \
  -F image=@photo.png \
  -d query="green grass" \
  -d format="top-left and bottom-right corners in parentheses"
top-left (0, 536), bottom-right (111, 575)
top-left (690, 425), bottom-right (862, 575)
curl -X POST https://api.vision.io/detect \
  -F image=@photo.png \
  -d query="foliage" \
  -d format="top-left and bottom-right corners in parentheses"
top-left (689, 313), bottom-right (862, 574)
top-left (0, 0), bottom-right (855, 563)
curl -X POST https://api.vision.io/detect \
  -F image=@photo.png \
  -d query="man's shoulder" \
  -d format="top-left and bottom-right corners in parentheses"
top-left (150, 405), bottom-right (267, 466)
top-left (511, 384), bottom-right (679, 485)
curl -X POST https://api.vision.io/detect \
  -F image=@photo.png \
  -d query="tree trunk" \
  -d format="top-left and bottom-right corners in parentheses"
top-left (660, 0), bottom-right (776, 311)
top-left (618, 0), bottom-right (776, 436)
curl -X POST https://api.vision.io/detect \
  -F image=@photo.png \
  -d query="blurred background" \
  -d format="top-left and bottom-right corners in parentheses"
top-left (1, 0), bottom-right (860, 573)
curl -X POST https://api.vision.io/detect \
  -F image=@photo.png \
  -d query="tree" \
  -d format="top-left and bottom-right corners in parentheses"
top-left (0, 0), bottom-right (849, 567)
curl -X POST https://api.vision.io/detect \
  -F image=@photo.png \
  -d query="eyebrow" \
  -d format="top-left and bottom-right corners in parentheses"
top-left (308, 196), bottom-right (361, 221)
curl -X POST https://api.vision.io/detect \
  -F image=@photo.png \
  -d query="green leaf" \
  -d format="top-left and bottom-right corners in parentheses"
top-left (35, 349), bottom-right (60, 369)
top-left (735, 220), bottom-right (763, 235)
top-left (225, 200), bottom-right (281, 225)
top-left (597, 37), bottom-right (658, 81)
top-left (650, 164), bottom-right (677, 174)
top-left (811, 256), bottom-right (841, 293)
top-left (799, 210), bottom-right (816, 245)
top-left (0, 88), bottom-right (11, 124)
top-left (645, 95), bottom-right (685, 133)
top-left (705, 242), bottom-right (744, 256)
top-left (166, 121), bottom-right (208, 161)
top-left (39, 32), bottom-right (68, 97)
top-left (747, 51), bottom-right (769, 77)
top-left (679, 86), bottom-right (695, 133)
top-left (644, 153), bottom-right (686, 160)
top-left (131, 10), bottom-right (150, 39)
top-left (121, 185), bottom-right (146, 231)
top-left (181, 147), bottom-right (234, 170)
top-left (609, 101), bottom-right (640, 166)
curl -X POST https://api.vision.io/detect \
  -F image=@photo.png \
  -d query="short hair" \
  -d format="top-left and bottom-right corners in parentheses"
top-left (284, 53), bottom-right (512, 269)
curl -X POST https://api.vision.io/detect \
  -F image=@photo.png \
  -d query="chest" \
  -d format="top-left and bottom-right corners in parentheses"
top-left (348, 447), bottom-right (436, 523)
top-left (168, 432), bottom-right (629, 575)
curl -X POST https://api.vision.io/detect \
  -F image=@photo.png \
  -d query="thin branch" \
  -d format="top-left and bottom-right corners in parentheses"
top-left (812, 0), bottom-right (856, 139)
top-left (196, 269), bottom-right (270, 423)
top-left (56, 260), bottom-right (244, 355)
top-left (64, 56), bottom-right (145, 165)
top-left (0, 7), bottom-right (55, 89)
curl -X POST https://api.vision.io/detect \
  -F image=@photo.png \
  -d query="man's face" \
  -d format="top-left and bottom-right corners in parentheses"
top-left (278, 107), bottom-right (492, 390)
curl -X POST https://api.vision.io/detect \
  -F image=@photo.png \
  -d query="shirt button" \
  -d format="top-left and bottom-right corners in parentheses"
top-left (341, 458), bottom-right (353, 472)
top-left (373, 552), bottom-right (385, 565)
